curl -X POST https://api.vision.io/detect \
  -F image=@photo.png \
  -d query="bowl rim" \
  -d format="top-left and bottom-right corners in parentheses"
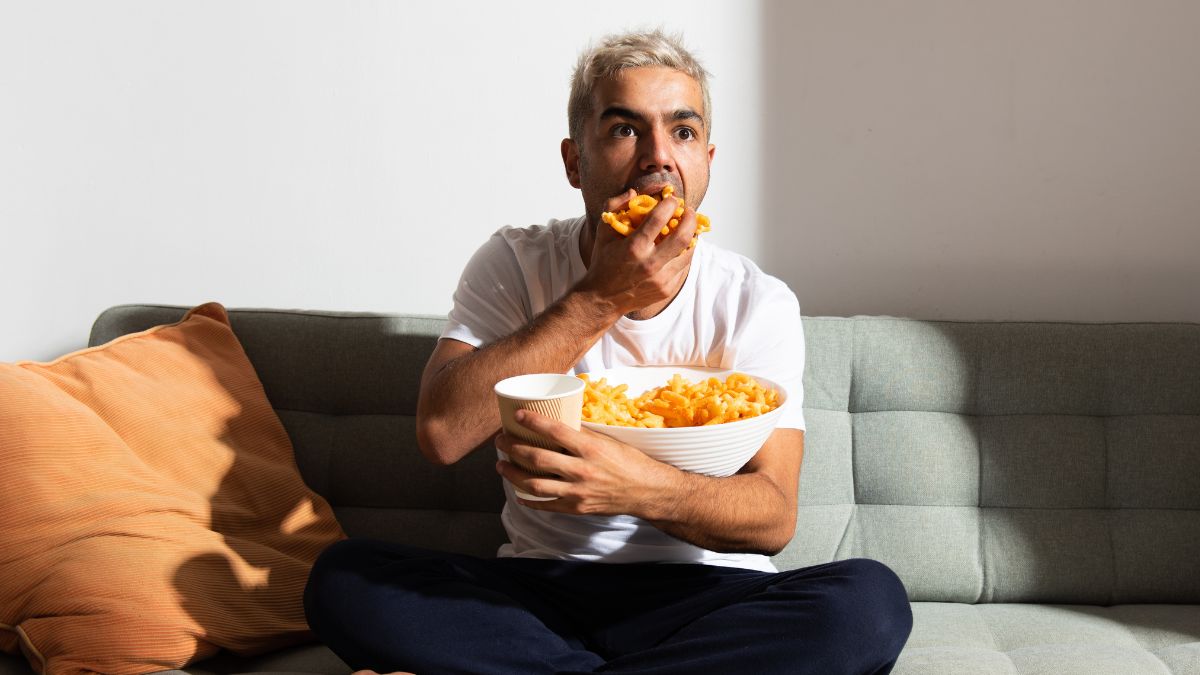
top-left (577, 365), bottom-right (788, 434)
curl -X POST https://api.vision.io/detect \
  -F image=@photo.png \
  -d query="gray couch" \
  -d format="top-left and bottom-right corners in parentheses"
top-left (6, 304), bottom-right (1199, 674)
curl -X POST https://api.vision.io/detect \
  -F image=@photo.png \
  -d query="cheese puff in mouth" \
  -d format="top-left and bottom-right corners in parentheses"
top-left (600, 185), bottom-right (711, 248)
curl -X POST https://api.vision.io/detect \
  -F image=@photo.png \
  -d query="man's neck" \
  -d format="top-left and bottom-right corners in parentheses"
top-left (624, 295), bottom-right (678, 321)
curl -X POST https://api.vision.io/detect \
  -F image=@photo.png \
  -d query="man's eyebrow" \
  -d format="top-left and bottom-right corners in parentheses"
top-left (599, 106), bottom-right (647, 124)
top-left (599, 106), bottom-right (706, 130)
top-left (672, 108), bottom-right (705, 129)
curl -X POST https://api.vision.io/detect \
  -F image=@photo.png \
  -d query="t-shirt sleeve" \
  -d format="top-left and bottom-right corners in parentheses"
top-left (734, 281), bottom-right (806, 431)
top-left (441, 229), bottom-right (533, 348)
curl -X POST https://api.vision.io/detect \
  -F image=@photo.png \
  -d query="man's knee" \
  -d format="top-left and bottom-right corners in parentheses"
top-left (308, 538), bottom-right (379, 586)
top-left (825, 558), bottom-right (913, 655)
top-left (304, 538), bottom-right (421, 625)
top-left (770, 558), bottom-right (912, 665)
top-left (304, 539), bottom-right (483, 617)
top-left (304, 539), bottom-right (370, 623)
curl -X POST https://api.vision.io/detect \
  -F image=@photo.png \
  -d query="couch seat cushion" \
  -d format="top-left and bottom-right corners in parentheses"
top-left (897, 603), bottom-right (1200, 674)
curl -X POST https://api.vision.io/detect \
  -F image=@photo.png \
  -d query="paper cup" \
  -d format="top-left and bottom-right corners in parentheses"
top-left (494, 373), bottom-right (585, 501)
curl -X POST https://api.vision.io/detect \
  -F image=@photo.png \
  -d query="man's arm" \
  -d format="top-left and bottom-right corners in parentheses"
top-left (497, 416), bottom-right (804, 555)
top-left (415, 292), bottom-right (616, 465)
top-left (416, 194), bottom-right (699, 465)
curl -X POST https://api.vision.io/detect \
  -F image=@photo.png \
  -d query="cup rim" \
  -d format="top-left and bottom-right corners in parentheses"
top-left (494, 373), bottom-right (585, 401)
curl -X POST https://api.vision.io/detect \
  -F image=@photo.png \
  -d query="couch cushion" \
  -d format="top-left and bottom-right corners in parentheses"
top-left (87, 308), bottom-right (1200, 606)
top-left (80, 306), bottom-right (1200, 674)
top-left (156, 643), bottom-right (350, 675)
top-left (782, 317), bottom-right (1200, 605)
top-left (0, 303), bottom-right (346, 674)
top-left (897, 602), bottom-right (1200, 675)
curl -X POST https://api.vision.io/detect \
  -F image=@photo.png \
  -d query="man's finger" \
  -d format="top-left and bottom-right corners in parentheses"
top-left (651, 206), bottom-right (699, 262)
top-left (498, 430), bottom-right (557, 468)
top-left (496, 457), bottom-right (544, 484)
top-left (603, 188), bottom-right (637, 215)
top-left (496, 460), bottom-right (568, 502)
top-left (625, 194), bottom-right (677, 250)
top-left (594, 213), bottom-right (624, 248)
top-left (516, 489), bottom-right (575, 512)
top-left (659, 241), bottom-right (696, 277)
top-left (514, 409), bottom-right (582, 452)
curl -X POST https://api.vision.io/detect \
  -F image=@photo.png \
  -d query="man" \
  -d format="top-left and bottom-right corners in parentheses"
top-left (305, 29), bottom-right (912, 674)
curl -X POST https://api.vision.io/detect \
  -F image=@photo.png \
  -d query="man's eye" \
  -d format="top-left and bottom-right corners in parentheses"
top-left (612, 124), bottom-right (636, 138)
top-left (676, 127), bottom-right (696, 141)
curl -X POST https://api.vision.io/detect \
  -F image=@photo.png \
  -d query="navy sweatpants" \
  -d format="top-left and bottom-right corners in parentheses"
top-left (304, 539), bottom-right (912, 674)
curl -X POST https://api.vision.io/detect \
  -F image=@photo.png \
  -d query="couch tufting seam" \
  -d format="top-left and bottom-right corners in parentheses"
top-left (999, 643), bottom-right (1176, 673)
top-left (1149, 646), bottom-right (1180, 675)
top-left (974, 327), bottom-right (986, 604)
top-left (274, 407), bottom-right (418, 417)
top-left (1102, 416), bottom-right (1118, 607)
top-left (973, 606), bottom-right (1020, 674)
top-left (1154, 654), bottom-right (1178, 675)
top-left (1106, 608), bottom-right (1177, 675)
top-left (841, 317), bottom-right (859, 560)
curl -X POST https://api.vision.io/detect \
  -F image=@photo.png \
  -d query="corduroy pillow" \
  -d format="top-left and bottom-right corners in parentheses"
top-left (0, 302), bottom-right (346, 675)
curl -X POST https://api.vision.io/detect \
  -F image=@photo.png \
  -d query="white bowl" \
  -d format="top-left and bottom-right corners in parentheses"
top-left (578, 366), bottom-right (788, 477)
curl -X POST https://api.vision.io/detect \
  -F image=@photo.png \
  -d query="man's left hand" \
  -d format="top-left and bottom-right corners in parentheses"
top-left (495, 409), bottom-right (680, 517)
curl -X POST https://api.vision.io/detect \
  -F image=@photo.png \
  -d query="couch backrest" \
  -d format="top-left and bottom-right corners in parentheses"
top-left (90, 306), bottom-right (1200, 605)
top-left (89, 305), bottom-right (511, 559)
top-left (787, 317), bottom-right (1200, 605)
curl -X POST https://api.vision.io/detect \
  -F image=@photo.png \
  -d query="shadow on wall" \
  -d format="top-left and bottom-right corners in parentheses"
top-left (756, 3), bottom-right (1200, 323)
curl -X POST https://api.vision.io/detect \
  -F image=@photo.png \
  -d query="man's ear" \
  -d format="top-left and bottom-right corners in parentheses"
top-left (561, 138), bottom-right (582, 189)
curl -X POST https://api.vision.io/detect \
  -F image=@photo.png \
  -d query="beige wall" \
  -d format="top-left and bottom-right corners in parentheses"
top-left (760, 1), bottom-right (1200, 321)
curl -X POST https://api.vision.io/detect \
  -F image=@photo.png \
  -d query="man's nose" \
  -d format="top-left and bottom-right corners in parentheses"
top-left (638, 128), bottom-right (675, 174)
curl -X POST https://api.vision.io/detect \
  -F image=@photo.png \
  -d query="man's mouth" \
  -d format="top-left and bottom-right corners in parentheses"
top-left (628, 174), bottom-right (683, 198)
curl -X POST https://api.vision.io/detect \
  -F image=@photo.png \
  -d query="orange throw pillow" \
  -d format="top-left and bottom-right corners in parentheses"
top-left (0, 302), bottom-right (346, 675)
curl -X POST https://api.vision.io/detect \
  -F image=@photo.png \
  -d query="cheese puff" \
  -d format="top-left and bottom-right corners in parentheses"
top-left (600, 186), bottom-right (711, 245)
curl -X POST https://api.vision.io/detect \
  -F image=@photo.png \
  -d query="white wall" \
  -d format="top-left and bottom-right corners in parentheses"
top-left (3, 1), bottom-right (1197, 363)
top-left (0, 1), bottom-right (762, 362)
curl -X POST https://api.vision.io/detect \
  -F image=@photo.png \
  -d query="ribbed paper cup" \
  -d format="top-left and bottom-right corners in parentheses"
top-left (494, 373), bottom-right (585, 501)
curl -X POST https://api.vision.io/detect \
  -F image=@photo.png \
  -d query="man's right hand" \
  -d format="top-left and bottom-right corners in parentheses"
top-left (416, 191), bottom-right (701, 465)
top-left (575, 188), bottom-right (699, 318)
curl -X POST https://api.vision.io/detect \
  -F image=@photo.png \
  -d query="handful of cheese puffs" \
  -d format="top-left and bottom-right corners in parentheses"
top-left (600, 186), bottom-right (711, 247)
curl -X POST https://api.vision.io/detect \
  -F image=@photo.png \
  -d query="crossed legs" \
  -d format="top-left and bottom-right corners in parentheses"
top-left (304, 540), bottom-right (912, 675)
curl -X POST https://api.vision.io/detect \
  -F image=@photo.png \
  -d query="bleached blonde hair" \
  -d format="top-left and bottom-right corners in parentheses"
top-left (568, 29), bottom-right (712, 142)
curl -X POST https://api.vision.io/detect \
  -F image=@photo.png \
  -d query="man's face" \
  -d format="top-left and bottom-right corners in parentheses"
top-left (563, 66), bottom-right (715, 225)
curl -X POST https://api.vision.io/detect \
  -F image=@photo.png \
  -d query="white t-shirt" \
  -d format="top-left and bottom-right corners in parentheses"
top-left (442, 216), bottom-right (805, 572)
